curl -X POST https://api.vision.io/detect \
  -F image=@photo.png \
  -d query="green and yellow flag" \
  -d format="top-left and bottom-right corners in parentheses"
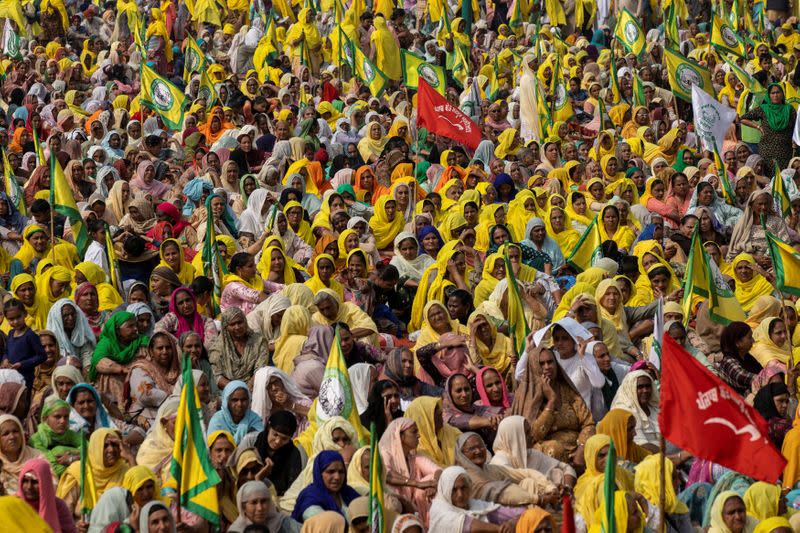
top-left (198, 67), bottom-right (219, 111)
top-left (711, 142), bottom-right (736, 206)
top-left (105, 225), bottom-right (122, 295)
top-left (711, 13), bottom-right (745, 58)
top-left (2, 148), bottom-right (24, 216)
top-left (602, 439), bottom-right (617, 533)
top-left (351, 38), bottom-right (388, 97)
top-left (32, 128), bottom-right (46, 166)
top-left (171, 352), bottom-right (221, 526)
top-left (719, 54), bottom-right (764, 94)
top-left (141, 63), bottom-right (188, 130)
top-left (504, 246), bottom-right (529, 356)
top-left (368, 422), bottom-right (385, 533)
top-left (567, 216), bottom-right (603, 272)
top-left (201, 197), bottom-right (228, 318)
top-left (550, 55), bottom-right (573, 122)
top-left (614, 8), bottom-right (646, 57)
top-left (665, 2), bottom-right (680, 48)
top-left (773, 162), bottom-right (792, 217)
top-left (400, 49), bottom-right (446, 94)
top-left (682, 228), bottom-right (745, 324)
top-left (50, 154), bottom-right (88, 257)
top-left (632, 69), bottom-right (646, 107)
top-left (318, 326), bottom-right (369, 443)
top-left (609, 48), bottom-right (621, 104)
top-left (183, 34), bottom-right (207, 83)
top-left (766, 230), bottom-right (800, 296)
top-left (664, 47), bottom-right (714, 102)
top-left (254, 14), bottom-right (281, 78)
top-left (451, 41), bottom-right (470, 89)
top-left (78, 432), bottom-right (97, 517)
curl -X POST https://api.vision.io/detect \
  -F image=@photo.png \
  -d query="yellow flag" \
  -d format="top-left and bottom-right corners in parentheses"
top-left (141, 63), bottom-right (188, 130)
top-left (183, 34), bottom-right (207, 83)
top-left (614, 8), bottom-right (646, 57)
top-left (352, 39), bottom-right (388, 97)
top-left (171, 353), bottom-right (221, 525)
top-left (550, 55), bottom-right (574, 122)
top-left (50, 154), bottom-right (89, 257)
top-left (711, 13), bottom-right (745, 57)
top-left (767, 231), bottom-right (800, 297)
top-left (664, 46), bottom-right (715, 102)
top-left (567, 216), bottom-right (603, 272)
top-left (198, 67), bottom-right (219, 110)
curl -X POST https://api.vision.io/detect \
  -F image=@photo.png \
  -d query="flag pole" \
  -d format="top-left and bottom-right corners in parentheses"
top-left (658, 433), bottom-right (666, 533)
top-left (49, 158), bottom-right (55, 263)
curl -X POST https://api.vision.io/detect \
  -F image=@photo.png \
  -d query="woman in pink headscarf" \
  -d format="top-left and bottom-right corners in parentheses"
top-left (130, 159), bottom-right (170, 199)
top-left (17, 457), bottom-right (76, 533)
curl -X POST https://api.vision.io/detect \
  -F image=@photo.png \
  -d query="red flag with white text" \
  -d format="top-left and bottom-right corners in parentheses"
top-left (659, 335), bottom-right (786, 482)
top-left (417, 77), bottom-right (482, 150)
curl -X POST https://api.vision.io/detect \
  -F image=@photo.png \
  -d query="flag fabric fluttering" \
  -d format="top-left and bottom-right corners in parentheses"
top-left (550, 55), bottom-right (573, 122)
top-left (648, 298), bottom-right (664, 370)
top-left (460, 77), bottom-right (482, 124)
top-left (567, 216), bottom-right (603, 272)
top-left (772, 162), bottom-right (792, 217)
top-left (400, 49), bottom-right (446, 95)
top-left (105, 225), bottom-right (123, 294)
top-left (368, 422), bottom-right (385, 533)
top-left (317, 326), bottom-right (369, 443)
top-left (417, 77), bottom-right (482, 150)
top-left (659, 335), bottom-right (787, 482)
top-left (503, 247), bottom-right (529, 356)
top-left (32, 128), bottom-right (46, 166)
top-left (183, 34), bottom-right (207, 83)
top-left (711, 12), bottom-right (745, 57)
top-left (681, 228), bottom-right (745, 324)
top-left (201, 199), bottom-right (228, 317)
top-left (351, 37), bottom-right (388, 97)
top-left (170, 352), bottom-right (222, 525)
top-left (50, 154), bottom-right (89, 258)
top-left (692, 85), bottom-right (737, 155)
top-left (614, 8), bottom-right (645, 57)
top-left (664, 47), bottom-right (715, 101)
top-left (2, 147), bottom-right (24, 215)
top-left (766, 230), bottom-right (800, 296)
top-left (2, 18), bottom-right (20, 60)
top-left (140, 63), bottom-right (188, 130)
top-left (711, 140), bottom-right (737, 206)
top-left (78, 432), bottom-right (97, 516)
top-left (720, 53), bottom-right (765, 95)
top-left (602, 439), bottom-right (617, 533)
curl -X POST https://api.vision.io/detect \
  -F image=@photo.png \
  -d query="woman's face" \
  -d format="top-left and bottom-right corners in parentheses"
top-left (602, 208), bottom-right (619, 229)
top-left (600, 286), bottom-right (621, 312)
top-left (550, 209), bottom-right (565, 232)
top-left (317, 258), bottom-right (335, 282)
top-left (174, 289), bottom-right (196, 318)
top-left (722, 496), bottom-right (747, 533)
top-left (400, 350), bottom-right (415, 377)
top-left (605, 157), bottom-right (617, 176)
top-left (348, 253), bottom-right (367, 279)
top-left (30, 231), bottom-right (49, 252)
top-left (400, 423), bottom-right (420, 451)
top-left (481, 369), bottom-right (504, 404)
top-left (636, 376), bottom-right (653, 406)
top-left (421, 232), bottom-right (439, 253)
top-left (752, 194), bottom-right (770, 216)
top-left (210, 196), bottom-right (225, 218)
top-left (538, 349), bottom-right (557, 380)
top-left (133, 480), bottom-right (156, 507)
top-left (225, 313), bottom-right (248, 339)
top-left (461, 435), bottom-right (487, 467)
top-left (322, 460), bottom-right (346, 493)
top-left (449, 375), bottom-right (473, 409)
top-left (451, 476), bottom-right (471, 510)
top-left (672, 175), bottom-right (688, 196)
top-left (103, 434), bottom-right (122, 467)
top-left (228, 388), bottom-right (250, 420)
top-left (699, 211), bottom-right (713, 232)
top-left (151, 335), bottom-right (174, 368)
top-left (490, 257), bottom-right (505, 280)
top-left (117, 318), bottom-right (138, 343)
top-left (428, 304), bottom-right (451, 333)
top-left (0, 420), bottom-right (21, 455)
top-left (552, 327), bottom-right (576, 358)
top-left (493, 227), bottom-right (511, 246)
top-left (770, 85), bottom-right (784, 104)
top-left (545, 143), bottom-right (559, 162)
top-left (698, 186), bottom-right (714, 206)
top-left (398, 238), bottom-right (417, 260)
top-left (734, 260), bottom-right (753, 282)
top-left (594, 444), bottom-right (610, 472)
top-left (652, 181), bottom-right (665, 201)
top-left (771, 320), bottom-right (788, 347)
top-left (331, 428), bottom-right (352, 448)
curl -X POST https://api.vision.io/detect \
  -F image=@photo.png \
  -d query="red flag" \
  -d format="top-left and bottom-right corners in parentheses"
top-left (417, 77), bottom-right (482, 150)
top-left (659, 335), bottom-right (786, 482)
top-left (561, 495), bottom-right (576, 533)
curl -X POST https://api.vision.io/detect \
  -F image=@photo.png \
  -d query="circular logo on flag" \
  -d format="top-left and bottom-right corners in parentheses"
top-left (150, 79), bottom-right (174, 111)
top-left (343, 42), bottom-right (354, 65)
top-left (362, 59), bottom-right (375, 82)
top-left (318, 371), bottom-right (352, 417)
top-left (721, 25), bottom-right (738, 48)
top-left (676, 64), bottom-right (702, 93)
top-left (554, 83), bottom-right (568, 110)
top-left (198, 85), bottom-right (212, 102)
top-left (186, 48), bottom-right (200, 71)
top-left (6, 37), bottom-right (18, 58)
top-left (696, 102), bottom-right (721, 139)
top-left (418, 64), bottom-right (439, 88)
top-left (624, 21), bottom-right (639, 43)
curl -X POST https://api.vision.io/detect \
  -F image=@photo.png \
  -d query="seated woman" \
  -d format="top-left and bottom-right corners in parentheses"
top-left (595, 279), bottom-right (657, 362)
top-left (74, 261), bottom-right (123, 312)
top-left (245, 411), bottom-right (304, 496)
top-left (56, 428), bottom-right (129, 518)
top-left (66, 383), bottom-right (145, 446)
top-left (251, 367), bottom-right (311, 435)
top-left (88, 311), bottom-right (150, 411)
top-left (46, 298), bottom-right (96, 367)
top-left (208, 308), bottom-right (269, 389)
top-left (707, 491), bottom-right (757, 533)
top-left (414, 305), bottom-right (474, 386)
top-left (443, 373), bottom-right (503, 448)
top-left (135, 397), bottom-right (180, 483)
top-left (716, 321), bottom-right (761, 396)
top-left (229, 480), bottom-right (301, 533)
top-left (596, 409), bottom-right (653, 464)
top-left (208, 380), bottom-right (264, 444)
top-left (0, 414), bottom-right (43, 495)
top-left (123, 465), bottom-right (160, 513)
top-left (751, 317), bottom-right (792, 367)
top-left (127, 332), bottom-right (181, 428)
top-left (512, 345), bottom-right (595, 465)
top-left (74, 282), bottom-right (111, 339)
top-left (44, 364), bottom-right (83, 404)
top-left (16, 456), bottom-right (76, 533)
top-left (634, 453), bottom-right (691, 532)
top-left (291, 450), bottom-right (360, 523)
top-left (257, 242), bottom-right (304, 290)
top-left (743, 481), bottom-right (785, 521)
top-left (475, 366), bottom-right (513, 416)
top-left (154, 287), bottom-right (218, 344)
top-left (404, 396), bottom-right (461, 467)
top-left (304, 254), bottom-right (344, 299)
top-left (409, 241), bottom-right (470, 331)
top-left (610, 370), bottom-right (661, 451)
top-left (380, 348), bottom-right (443, 410)
top-left (311, 289), bottom-right (379, 344)
top-left (247, 293), bottom-right (292, 352)
top-left (379, 418), bottom-right (442, 524)
top-left (29, 398), bottom-right (84, 477)
top-left (753, 381), bottom-right (792, 448)
top-left (272, 211), bottom-right (313, 267)
top-left (574, 434), bottom-right (635, 527)
top-left (428, 466), bottom-right (522, 533)
top-left (732, 254), bottom-right (775, 313)
top-left (455, 432), bottom-right (557, 507)
top-left (221, 252), bottom-right (268, 315)
top-left (389, 232), bottom-right (435, 295)
top-left (468, 311), bottom-right (513, 380)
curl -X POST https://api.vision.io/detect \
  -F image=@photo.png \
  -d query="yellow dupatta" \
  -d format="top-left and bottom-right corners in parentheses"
top-left (157, 238), bottom-right (196, 285)
top-left (545, 205), bottom-right (581, 256)
top-left (597, 205), bottom-right (635, 251)
top-left (409, 241), bottom-right (462, 331)
top-left (467, 310), bottom-right (512, 373)
top-left (369, 196), bottom-right (404, 249)
top-left (751, 317), bottom-right (791, 367)
top-left (75, 261), bottom-right (124, 312)
top-left (273, 305), bottom-right (311, 372)
top-left (304, 254), bottom-right (344, 300)
top-left (404, 396), bottom-right (461, 466)
top-left (474, 253), bottom-right (504, 307)
top-left (733, 253), bottom-right (774, 313)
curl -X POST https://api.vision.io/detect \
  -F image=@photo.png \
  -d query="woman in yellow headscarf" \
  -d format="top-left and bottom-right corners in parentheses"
top-left (634, 454), bottom-right (690, 526)
top-left (621, 106), bottom-right (650, 140)
top-left (369, 196), bottom-right (404, 250)
top-left (2, 274), bottom-right (46, 332)
top-left (708, 491), bottom-right (758, 533)
top-left (545, 205), bottom-right (581, 256)
top-left (404, 396), bottom-right (461, 466)
top-left (370, 16), bottom-right (401, 81)
top-left (75, 262), bottom-right (123, 312)
top-left (467, 310), bottom-right (512, 376)
top-left (732, 253), bottom-right (774, 313)
top-left (473, 253), bottom-right (504, 307)
top-left (607, 104), bottom-right (631, 129)
top-left (386, 116), bottom-right (412, 144)
top-left (285, 8), bottom-right (322, 74)
top-left (597, 408), bottom-right (652, 463)
top-left (145, 8), bottom-right (173, 62)
top-left (357, 122), bottom-right (387, 163)
top-left (628, 240), bottom-right (678, 306)
top-left (506, 189), bottom-right (537, 238)
top-left (656, 128), bottom-right (682, 165)
top-left (600, 154), bottom-right (625, 184)
top-left (409, 241), bottom-right (468, 330)
top-left (156, 238), bottom-right (196, 285)
top-left (494, 128), bottom-right (521, 159)
top-left (566, 190), bottom-right (595, 230)
top-left (574, 434), bottom-right (634, 526)
top-left (283, 201), bottom-right (314, 245)
top-left (751, 317), bottom-right (792, 367)
top-left (36, 265), bottom-right (72, 313)
top-left (272, 305), bottom-right (311, 372)
top-left (743, 482), bottom-right (783, 521)
top-left (257, 243), bottom-right (300, 285)
top-left (588, 491), bottom-right (644, 533)
top-left (597, 204), bottom-right (635, 251)
top-left (304, 254), bottom-right (344, 300)
top-left (474, 204), bottom-right (507, 252)
top-left (41, 0), bottom-right (68, 32)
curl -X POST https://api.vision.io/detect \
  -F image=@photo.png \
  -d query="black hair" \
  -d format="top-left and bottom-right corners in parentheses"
top-left (243, 525), bottom-right (270, 533)
top-left (331, 321), bottom-right (351, 333)
top-left (30, 199), bottom-right (51, 215)
top-left (359, 379), bottom-right (402, 439)
top-left (87, 219), bottom-right (105, 235)
top-left (123, 234), bottom-right (145, 256)
top-left (618, 255), bottom-right (639, 277)
top-left (680, 214), bottom-right (699, 226)
top-left (769, 318), bottom-right (785, 336)
top-left (3, 298), bottom-right (25, 314)
top-left (190, 276), bottom-right (214, 295)
top-left (228, 252), bottom-right (253, 273)
top-left (376, 264), bottom-right (399, 282)
top-left (267, 409), bottom-right (298, 437)
top-left (647, 265), bottom-right (671, 280)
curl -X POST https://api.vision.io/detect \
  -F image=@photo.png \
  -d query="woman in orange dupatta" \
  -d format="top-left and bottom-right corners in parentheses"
top-left (200, 107), bottom-right (234, 144)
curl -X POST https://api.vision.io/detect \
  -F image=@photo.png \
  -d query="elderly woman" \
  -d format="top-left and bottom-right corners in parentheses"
top-left (380, 348), bottom-right (443, 410)
top-left (0, 414), bottom-right (43, 494)
top-left (251, 367), bottom-right (311, 434)
top-left (46, 299), bottom-right (96, 366)
top-left (16, 457), bottom-right (76, 533)
top-left (311, 288), bottom-right (379, 343)
top-left (379, 417), bottom-right (443, 525)
top-left (707, 491), bottom-right (757, 533)
top-left (208, 308), bottom-right (269, 389)
top-left (512, 344), bottom-right (595, 465)
top-left (154, 287), bottom-right (219, 343)
top-left (230, 480), bottom-right (301, 533)
top-left (443, 373), bottom-right (503, 448)
top-left (208, 380), bottom-right (264, 444)
top-left (727, 190), bottom-right (790, 266)
top-left (610, 370), bottom-right (661, 451)
top-left (126, 332), bottom-right (181, 428)
top-left (291, 450), bottom-right (361, 523)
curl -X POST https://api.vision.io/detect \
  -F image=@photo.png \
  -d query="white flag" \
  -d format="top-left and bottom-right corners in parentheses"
top-left (793, 107), bottom-right (800, 146)
top-left (692, 84), bottom-right (736, 155)
top-left (2, 19), bottom-right (19, 60)
top-left (648, 297), bottom-right (664, 370)
top-left (459, 78), bottom-right (481, 124)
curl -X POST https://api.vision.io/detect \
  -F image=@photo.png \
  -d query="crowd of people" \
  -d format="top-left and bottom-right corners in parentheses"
top-left (0, 0), bottom-right (800, 532)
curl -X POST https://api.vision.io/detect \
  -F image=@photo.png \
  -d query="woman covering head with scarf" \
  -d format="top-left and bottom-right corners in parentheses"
top-left (229, 480), bottom-right (299, 533)
top-left (16, 456), bottom-right (75, 533)
top-left (208, 380), bottom-right (264, 444)
top-left (208, 307), bottom-right (269, 387)
top-left (29, 398), bottom-right (84, 477)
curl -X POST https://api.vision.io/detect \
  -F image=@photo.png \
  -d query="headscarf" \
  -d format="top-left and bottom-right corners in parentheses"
top-left (138, 501), bottom-right (176, 533)
top-left (369, 196), bottom-right (404, 249)
top-left (66, 383), bottom-right (114, 433)
top-left (230, 480), bottom-right (292, 533)
top-left (156, 238), bottom-right (196, 285)
top-left (16, 457), bottom-right (62, 533)
top-left (88, 311), bottom-right (149, 380)
top-left (251, 366), bottom-right (310, 422)
top-left (761, 84), bottom-right (792, 131)
top-left (134, 396), bottom-right (180, 470)
top-left (428, 466), bottom-right (499, 533)
top-left (574, 433), bottom-right (635, 523)
top-left (588, 491), bottom-right (644, 533)
top-left (743, 481), bottom-right (781, 520)
top-left (207, 380), bottom-right (264, 443)
top-left (732, 253), bottom-right (774, 313)
top-left (292, 450), bottom-right (360, 521)
top-left (168, 287), bottom-right (207, 342)
top-left (56, 429), bottom-right (128, 505)
top-left (634, 453), bottom-right (689, 514)
top-left (208, 308), bottom-right (268, 382)
top-left (596, 409), bottom-right (652, 463)
top-left (404, 396), bottom-right (460, 466)
top-left (708, 491), bottom-right (758, 533)
top-left (272, 305), bottom-right (312, 372)
top-left (751, 317), bottom-right (791, 367)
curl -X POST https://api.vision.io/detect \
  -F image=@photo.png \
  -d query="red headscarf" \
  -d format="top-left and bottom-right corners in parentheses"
top-left (17, 457), bottom-right (62, 533)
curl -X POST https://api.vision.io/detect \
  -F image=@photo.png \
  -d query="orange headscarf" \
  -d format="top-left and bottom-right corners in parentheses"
top-left (199, 107), bottom-right (234, 144)
top-left (8, 128), bottom-right (25, 153)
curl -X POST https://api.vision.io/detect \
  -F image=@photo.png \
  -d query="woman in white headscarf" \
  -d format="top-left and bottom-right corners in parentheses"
top-left (238, 189), bottom-right (272, 239)
top-left (610, 370), bottom-right (661, 450)
top-left (229, 480), bottom-right (299, 533)
top-left (348, 363), bottom-right (375, 415)
top-left (251, 366), bottom-right (311, 434)
top-left (246, 293), bottom-right (292, 349)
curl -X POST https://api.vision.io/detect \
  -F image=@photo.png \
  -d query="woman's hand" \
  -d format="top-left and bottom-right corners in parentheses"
top-left (542, 376), bottom-right (557, 407)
